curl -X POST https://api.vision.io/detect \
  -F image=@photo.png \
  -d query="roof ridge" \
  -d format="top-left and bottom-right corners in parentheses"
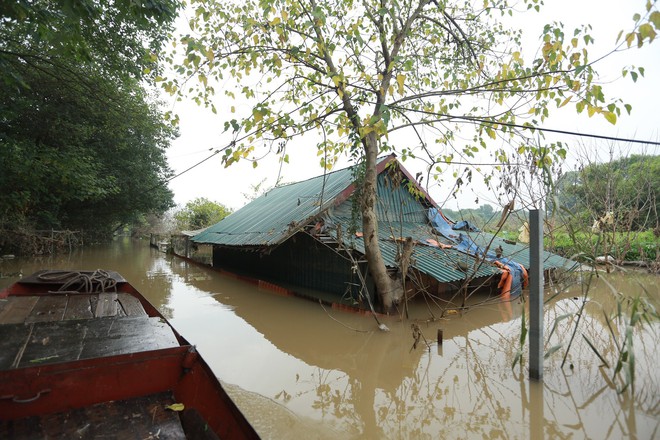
top-left (267, 154), bottom-right (396, 192)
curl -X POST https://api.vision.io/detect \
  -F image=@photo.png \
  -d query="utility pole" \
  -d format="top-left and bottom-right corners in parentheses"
top-left (529, 209), bottom-right (544, 380)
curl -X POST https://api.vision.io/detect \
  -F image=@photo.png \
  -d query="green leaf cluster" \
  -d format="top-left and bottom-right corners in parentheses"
top-left (164, 0), bottom-right (655, 181)
top-left (173, 198), bottom-right (232, 231)
top-left (0, 65), bottom-right (177, 235)
top-left (0, 0), bottom-right (181, 246)
top-left (1, 0), bottom-right (181, 86)
top-left (557, 155), bottom-right (660, 232)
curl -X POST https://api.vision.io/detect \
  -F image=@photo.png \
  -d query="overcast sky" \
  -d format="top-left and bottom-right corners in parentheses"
top-left (164, 0), bottom-right (659, 212)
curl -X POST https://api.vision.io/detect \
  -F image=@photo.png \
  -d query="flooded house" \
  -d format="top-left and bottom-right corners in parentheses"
top-left (192, 154), bottom-right (573, 312)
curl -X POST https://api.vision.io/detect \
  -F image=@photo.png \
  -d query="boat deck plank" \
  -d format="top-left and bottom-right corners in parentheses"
top-left (63, 295), bottom-right (94, 320)
top-left (0, 293), bottom-right (150, 325)
top-left (0, 324), bottom-right (31, 370)
top-left (19, 321), bottom-right (82, 367)
top-left (26, 295), bottom-right (68, 323)
top-left (0, 392), bottom-right (185, 439)
top-left (0, 296), bottom-right (39, 324)
top-left (0, 316), bottom-right (179, 370)
top-left (93, 292), bottom-right (118, 317)
top-left (0, 294), bottom-right (178, 370)
top-left (117, 293), bottom-right (148, 317)
top-left (77, 316), bottom-right (180, 360)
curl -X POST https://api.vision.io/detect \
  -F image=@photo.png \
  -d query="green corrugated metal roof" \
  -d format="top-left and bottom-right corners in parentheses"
top-left (470, 233), bottom-right (577, 270)
top-left (327, 169), bottom-right (573, 282)
top-left (325, 217), bottom-right (574, 285)
top-left (192, 158), bottom-right (369, 246)
top-left (323, 171), bottom-right (503, 283)
top-left (326, 217), bottom-right (501, 283)
top-left (194, 155), bottom-right (574, 284)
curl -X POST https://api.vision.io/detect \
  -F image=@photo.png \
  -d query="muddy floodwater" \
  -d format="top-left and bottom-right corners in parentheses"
top-left (1, 238), bottom-right (658, 439)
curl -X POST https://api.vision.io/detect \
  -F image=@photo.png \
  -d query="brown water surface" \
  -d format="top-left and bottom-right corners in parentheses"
top-left (1, 238), bottom-right (658, 439)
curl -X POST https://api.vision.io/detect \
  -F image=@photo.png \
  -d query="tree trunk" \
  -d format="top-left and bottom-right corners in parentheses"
top-left (361, 132), bottom-right (395, 310)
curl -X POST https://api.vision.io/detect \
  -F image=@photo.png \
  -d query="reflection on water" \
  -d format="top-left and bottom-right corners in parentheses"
top-left (1, 238), bottom-right (658, 439)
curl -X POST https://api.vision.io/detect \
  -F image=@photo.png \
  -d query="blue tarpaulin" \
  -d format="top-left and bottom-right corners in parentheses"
top-left (427, 208), bottom-right (526, 296)
top-left (452, 220), bottom-right (480, 232)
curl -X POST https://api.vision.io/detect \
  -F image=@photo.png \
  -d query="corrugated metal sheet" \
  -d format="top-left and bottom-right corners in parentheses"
top-left (214, 232), bottom-right (366, 301)
top-left (327, 218), bottom-right (501, 283)
top-left (194, 155), bottom-right (574, 285)
top-left (327, 175), bottom-right (501, 283)
top-left (375, 170), bottom-right (430, 222)
top-left (470, 233), bottom-right (577, 270)
top-left (192, 158), bottom-right (374, 246)
top-left (327, 173), bottom-right (573, 281)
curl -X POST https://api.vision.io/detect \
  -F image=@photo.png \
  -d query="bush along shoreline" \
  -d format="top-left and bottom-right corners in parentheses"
top-left (546, 229), bottom-right (659, 272)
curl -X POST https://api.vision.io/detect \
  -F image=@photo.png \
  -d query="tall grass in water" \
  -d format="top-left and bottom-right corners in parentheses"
top-left (514, 268), bottom-right (659, 395)
top-left (582, 292), bottom-right (658, 393)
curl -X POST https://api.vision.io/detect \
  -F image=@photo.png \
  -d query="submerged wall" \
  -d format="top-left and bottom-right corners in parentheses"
top-left (212, 232), bottom-right (376, 308)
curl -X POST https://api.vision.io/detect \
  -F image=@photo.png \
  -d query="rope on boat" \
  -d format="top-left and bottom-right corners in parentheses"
top-left (37, 269), bottom-right (117, 293)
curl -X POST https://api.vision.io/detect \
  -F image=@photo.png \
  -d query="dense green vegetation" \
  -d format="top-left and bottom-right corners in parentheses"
top-left (0, 0), bottom-right (181, 252)
top-left (557, 155), bottom-right (659, 230)
top-left (552, 155), bottom-right (659, 263)
top-left (547, 230), bottom-right (658, 262)
top-left (174, 198), bottom-right (232, 231)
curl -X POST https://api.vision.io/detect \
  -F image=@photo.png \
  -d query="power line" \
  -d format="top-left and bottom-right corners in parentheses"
top-left (163, 120), bottom-right (659, 187)
top-left (455, 115), bottom-right (660, 146)
top-left (164, 148), bottom-right (222, 184)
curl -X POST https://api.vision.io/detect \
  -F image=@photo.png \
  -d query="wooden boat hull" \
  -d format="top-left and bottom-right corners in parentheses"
top-left (0, 270), bottom-right (260, 439)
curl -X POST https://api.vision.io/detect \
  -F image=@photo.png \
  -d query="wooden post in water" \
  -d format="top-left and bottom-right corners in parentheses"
top-left (529, 209), bottom-right (544, 380)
